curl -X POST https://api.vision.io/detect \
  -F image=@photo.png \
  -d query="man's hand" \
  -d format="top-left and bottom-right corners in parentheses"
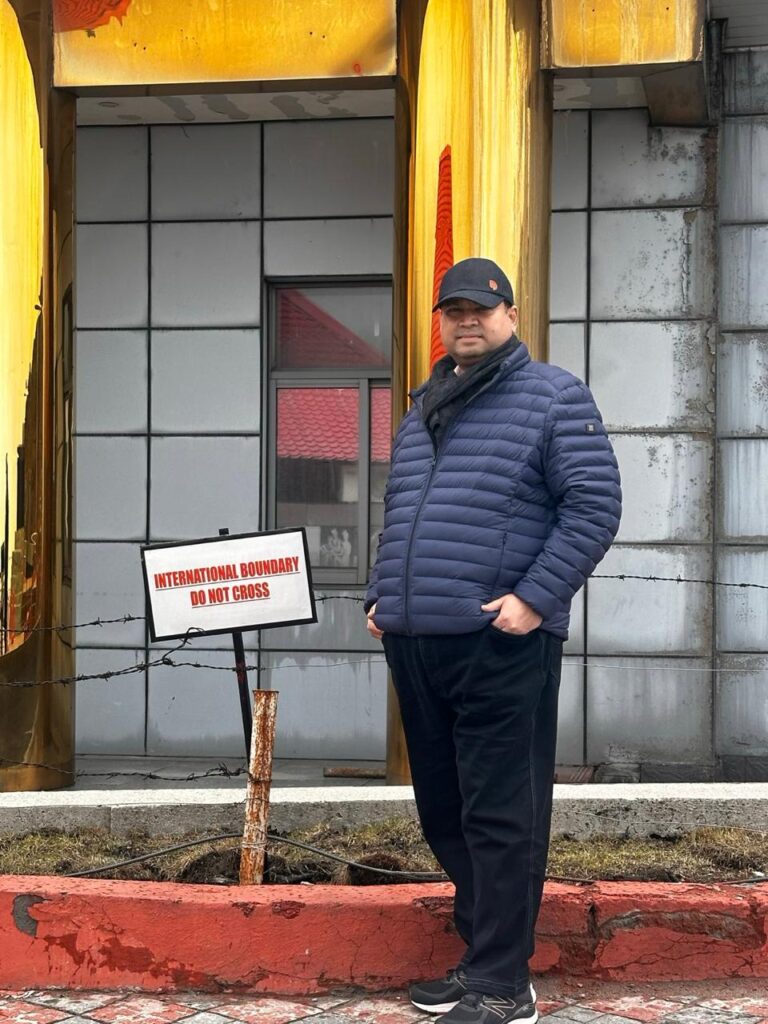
top-left (366, 603), bottom-right (384, 640)
top-left (481, 593), bottom-right (542, 635)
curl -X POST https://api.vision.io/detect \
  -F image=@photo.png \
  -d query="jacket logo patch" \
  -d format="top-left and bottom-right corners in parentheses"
top-left (585, 423), bottom-right (596, 433)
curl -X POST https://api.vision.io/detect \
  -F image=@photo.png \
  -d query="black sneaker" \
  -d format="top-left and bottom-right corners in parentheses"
top-left (435, 990), bottom-right (538, 1024)
top-left (410, 969), bottom-right (470, 1013)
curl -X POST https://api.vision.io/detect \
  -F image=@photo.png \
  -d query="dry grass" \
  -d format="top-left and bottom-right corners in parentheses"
top-left (547, 829), bottom-right (768, 883)
top-left (0, 829), bottom-right (242, 883)
top-left (1, 821), bottom-right (767, 885)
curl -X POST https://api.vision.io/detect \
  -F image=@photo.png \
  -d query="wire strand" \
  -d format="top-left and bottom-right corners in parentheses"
top-left (61, 825), bottom-right (768, 886)
top-left (65, 830), bottom-right (446, 881)
top-left (1, 570), bottom-right (767, 644)
top-left (7, 650), bottom-right (768, 692)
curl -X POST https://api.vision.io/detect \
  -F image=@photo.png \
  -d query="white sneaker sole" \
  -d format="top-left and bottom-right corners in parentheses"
top-left (411, 999), bottom-right (461, 1014)
top-left (411, 985), bottom-right (537, 1016)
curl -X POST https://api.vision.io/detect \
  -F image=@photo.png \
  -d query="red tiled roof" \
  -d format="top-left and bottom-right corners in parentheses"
top-left (277, 289), bottom-right (389, 369)
top-left (277, 388), bottom-right (391, 463)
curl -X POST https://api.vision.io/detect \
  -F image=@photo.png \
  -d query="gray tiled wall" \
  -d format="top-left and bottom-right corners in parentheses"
top-left (548, 69), bottom-right (768, 775)
top-left (715, 50), bottom-right (768, 771)
top-left (549, 105), bottom-right (718, 771)
top-left (74, 117), bottom-right (394, 757)
top-left (74, 82), bottom-right (768, 770)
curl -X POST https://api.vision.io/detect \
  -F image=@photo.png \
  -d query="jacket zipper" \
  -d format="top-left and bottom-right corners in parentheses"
top-left (401, 449), bottom-right (435, 635)
top-left (401, 382), bottom-right (497, 632)
top-left (401, 362), bottom-right (517, 631)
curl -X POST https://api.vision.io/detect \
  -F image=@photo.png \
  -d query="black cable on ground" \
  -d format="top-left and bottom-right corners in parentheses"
top-left (268, 834), bottom-right (446, 879)
top-left (62, 830), bottom-right (768, 886)
top-left (65, 832), bottom-right (243, 877)
top-left (65, 831), bottom-right (447, 881)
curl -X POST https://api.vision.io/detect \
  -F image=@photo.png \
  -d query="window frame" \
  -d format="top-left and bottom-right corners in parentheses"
top-left (265, 277), bottom-right (392, 587)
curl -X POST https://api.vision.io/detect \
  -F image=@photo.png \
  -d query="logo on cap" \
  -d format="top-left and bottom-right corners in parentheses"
top-left (489, 279), bottom-right (498, 291)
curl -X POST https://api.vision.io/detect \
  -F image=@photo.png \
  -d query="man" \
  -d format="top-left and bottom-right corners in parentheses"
top-left (365, 258), bottom-right (621, 1024)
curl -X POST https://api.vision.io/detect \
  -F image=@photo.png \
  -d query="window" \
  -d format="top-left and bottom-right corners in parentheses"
top-left (269, 281), bottom-right (392, 584)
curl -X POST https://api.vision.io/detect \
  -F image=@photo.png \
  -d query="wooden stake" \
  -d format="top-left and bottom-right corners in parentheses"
top-left (239, 689), bottom-right (278, 885)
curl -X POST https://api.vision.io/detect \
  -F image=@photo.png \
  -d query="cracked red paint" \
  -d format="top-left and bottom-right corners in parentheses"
top-left (53, 0), bottom-right (133, 33)
top-left (271, 901), bottom-right (305, 920)
top-left (2, 877), bottom-right (768, 993)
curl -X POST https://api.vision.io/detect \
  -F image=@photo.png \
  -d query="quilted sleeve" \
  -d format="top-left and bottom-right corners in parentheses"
top-left (364, 534), bottom-right (382, 612)
top-left (364, 412), bottom-right (408, 612)
top-left (512, 381), bottom-right (622, 619)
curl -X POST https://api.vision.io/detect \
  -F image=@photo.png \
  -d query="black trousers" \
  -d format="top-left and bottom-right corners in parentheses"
top-left (382, 626), bottom-right (562, 999)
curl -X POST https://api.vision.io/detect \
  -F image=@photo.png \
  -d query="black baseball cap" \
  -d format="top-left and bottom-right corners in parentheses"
top-left (433, 257), bottom-right (515, 312)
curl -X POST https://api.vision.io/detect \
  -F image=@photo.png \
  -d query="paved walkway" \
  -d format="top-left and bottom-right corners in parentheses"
top-left (1, 980), bottom-right (767, 1024)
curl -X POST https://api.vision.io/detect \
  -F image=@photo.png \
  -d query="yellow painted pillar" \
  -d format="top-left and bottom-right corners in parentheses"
top-left (387, 0), bottom-right (552, 783)
top-left (397, 0), bottom-right (552, 391)
top-left (0, 0), bottom-right (75, 792)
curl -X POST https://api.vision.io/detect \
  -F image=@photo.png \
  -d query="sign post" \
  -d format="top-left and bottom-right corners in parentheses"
top-left (141, 527), bottom-right (315, 884)
top-left (218, 527), bottom-right (252, 756)
top-left (141, 527), bottom-right (316, 756)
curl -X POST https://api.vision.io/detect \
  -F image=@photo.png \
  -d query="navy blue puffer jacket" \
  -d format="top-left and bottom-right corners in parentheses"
top-left (366, 342), bottom-right (622, 639)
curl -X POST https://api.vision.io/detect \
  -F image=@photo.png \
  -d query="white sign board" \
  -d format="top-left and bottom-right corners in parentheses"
top-left (141, 529), bottom-right (316, 642)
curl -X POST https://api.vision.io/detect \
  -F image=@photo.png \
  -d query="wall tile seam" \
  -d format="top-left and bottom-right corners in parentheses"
top-left (550, 317), bottom-right (717, 323)
top-left (77, 326), bottom-right (264, 332)
top-left (595, 541), bottom-right (712, 547)
top-left (75, 326), bottom-right (263, 331)
top-left (75, 432), bottom-right (263, 438)
top-left (77, 215), bottom-right (395, 224)
top-left (75, 116), bottom-right (396, 131)
top-left (261, 650), bottom-right (385, 657)
top-left (74, 432), bottom-right (263, 437)
top-left (554, 205), bottom-right (719, 214)
top-left (606, 544), bottom-right (768, 552)
top-left (598, 429), bottom-right (715, 436)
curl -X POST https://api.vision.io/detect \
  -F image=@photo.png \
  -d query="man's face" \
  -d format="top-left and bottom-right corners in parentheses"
top-left (439, 299), bottom-right (519, 369)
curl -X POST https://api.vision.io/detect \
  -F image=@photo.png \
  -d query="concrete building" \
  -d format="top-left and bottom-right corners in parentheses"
top-left (1, 0), bottom-right (767, 789)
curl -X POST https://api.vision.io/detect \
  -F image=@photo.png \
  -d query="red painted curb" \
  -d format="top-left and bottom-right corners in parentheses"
top-left (1, 876), bottom-right (767, 992)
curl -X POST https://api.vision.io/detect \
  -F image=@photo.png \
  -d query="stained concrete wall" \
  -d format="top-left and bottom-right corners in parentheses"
top-left (73, 58), bottom-right (768, 770)
top-left (550, 69), bottom-right (768, 780)
top-left (549, 105), bottom-right (718, 779)
top-left (716, 49), bottom-right (768, 781)
top-left (73, 116), bottom-right (394, 759)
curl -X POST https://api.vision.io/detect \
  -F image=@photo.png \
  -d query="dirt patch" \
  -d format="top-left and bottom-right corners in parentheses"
top-left (1, 821), bottom-right (767, 885)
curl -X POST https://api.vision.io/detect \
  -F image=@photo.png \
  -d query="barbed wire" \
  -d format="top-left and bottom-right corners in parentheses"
top-left (0, 653), bottom-right (392, 690)
top-left (1, 615), bottom-right (145, 635)
top-left (4, 648), bottom-right (768, 693)
top-left (167, 656), bottom-right (768, 676)
top-left (592, 573), bottom-right (768, 591)
top-left (0, 572), bottom-right (766, 645)
top-left (0, 644), bottom-right (196, 690)
top-left (0, 572), bottom-right (767, 689)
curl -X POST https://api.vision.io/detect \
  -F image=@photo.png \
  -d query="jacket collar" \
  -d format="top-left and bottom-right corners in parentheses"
top-left (409, 339), bottom-right (531, 404)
